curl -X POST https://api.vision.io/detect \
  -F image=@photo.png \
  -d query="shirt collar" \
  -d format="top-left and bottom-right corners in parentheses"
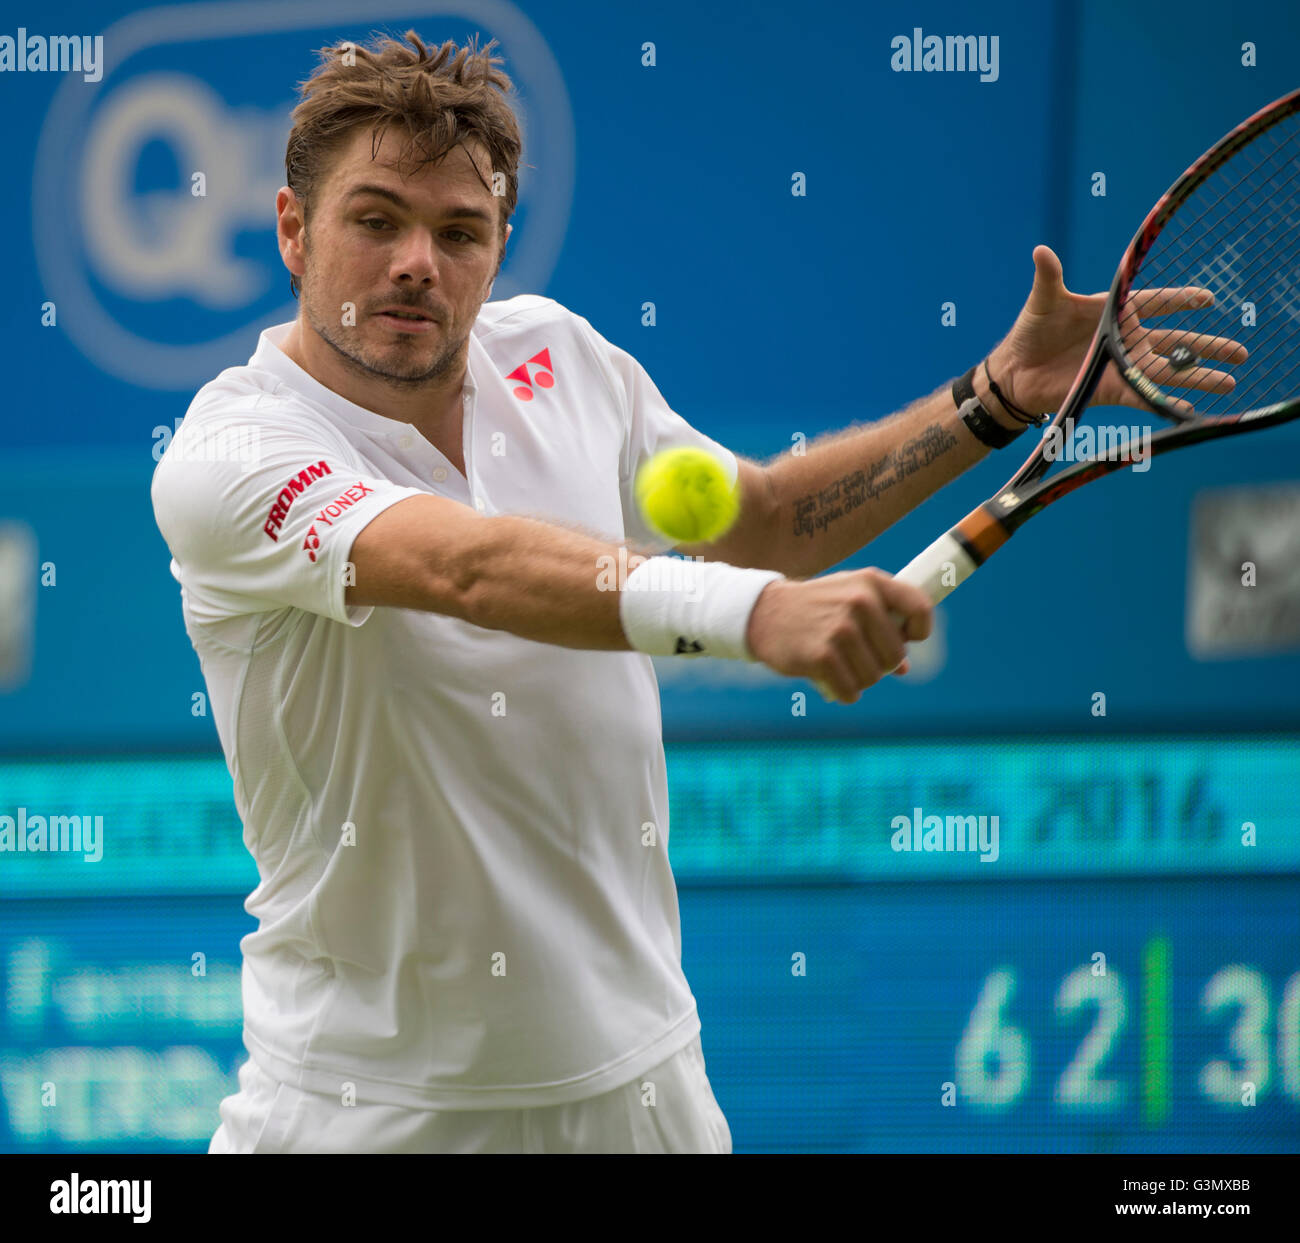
top-left (252, 321), bottom-right (477, 437)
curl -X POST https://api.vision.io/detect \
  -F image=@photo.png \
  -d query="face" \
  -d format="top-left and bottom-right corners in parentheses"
top-left (282, 126), bottom-right (508, 388)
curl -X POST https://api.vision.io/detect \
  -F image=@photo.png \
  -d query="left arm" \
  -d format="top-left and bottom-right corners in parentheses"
top-left (679, 344), bottom-right (1020, 577)
top-left (680, 244), bottom-right (1238, 577)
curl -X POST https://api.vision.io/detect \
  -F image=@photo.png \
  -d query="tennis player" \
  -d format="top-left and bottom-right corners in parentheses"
top-left (152, 30), bottom-right (1106, 1153)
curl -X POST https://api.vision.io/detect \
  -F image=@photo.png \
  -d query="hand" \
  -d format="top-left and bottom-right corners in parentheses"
top-left (745, 569), bottom-right (933, 704)
top-left (988, 245), bottom-right (1248, 417)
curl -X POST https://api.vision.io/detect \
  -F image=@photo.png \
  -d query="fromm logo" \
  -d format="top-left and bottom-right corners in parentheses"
top-left (506, 348), bottom-right (554, 401)
top-left (263, 461), bottom-right (332, 541)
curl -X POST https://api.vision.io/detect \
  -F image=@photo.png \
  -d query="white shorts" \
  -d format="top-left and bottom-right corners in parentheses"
top-left (208, 1035), bottom-right (732, 1154)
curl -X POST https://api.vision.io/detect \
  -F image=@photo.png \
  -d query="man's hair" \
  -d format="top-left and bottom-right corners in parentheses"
top-left (284, 29), bottom-right (522, 297)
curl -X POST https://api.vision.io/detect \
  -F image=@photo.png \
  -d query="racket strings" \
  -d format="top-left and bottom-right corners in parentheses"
top-left (1131, 137), bottom-right (1300, 406)
top-left (1171, 137), bottom-right (1300, 316)
top-left (1128, 132), bottom-right (1300, 414)
top-left (1162, 122), bottom-right (1300, 269)
top-left (1122, 110), bottom-right (1300, 418)
top-left (1153, 159), bottom-right (1300, 411)
top-left (1152, 126), bottom-right (1300, 368)
top-left (1136, 122), bottom-right (1300, 322)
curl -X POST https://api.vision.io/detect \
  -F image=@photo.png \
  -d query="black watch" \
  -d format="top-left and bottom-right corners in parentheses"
top-left (953, 365), bottom-right (1024, 449)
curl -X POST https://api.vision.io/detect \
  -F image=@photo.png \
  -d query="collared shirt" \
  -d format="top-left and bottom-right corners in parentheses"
top-left (151, 295), bottom-right (738, 1109)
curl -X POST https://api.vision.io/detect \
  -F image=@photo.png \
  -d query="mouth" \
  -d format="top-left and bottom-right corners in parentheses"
top-left (375, 308), bottom-right (439, 334)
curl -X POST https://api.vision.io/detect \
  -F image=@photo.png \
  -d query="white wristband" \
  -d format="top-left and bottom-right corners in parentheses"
top-left (618, 556), bottom-right (784, 661)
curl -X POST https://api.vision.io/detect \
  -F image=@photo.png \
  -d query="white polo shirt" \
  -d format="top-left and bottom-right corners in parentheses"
top-left (151, 295), bottom-right (738, 1110)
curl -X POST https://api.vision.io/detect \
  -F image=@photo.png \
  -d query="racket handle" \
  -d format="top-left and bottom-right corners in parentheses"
top-left (891, 528), bottom-right (979, 607)
top-left (813, 528), bottom-right (978, 702)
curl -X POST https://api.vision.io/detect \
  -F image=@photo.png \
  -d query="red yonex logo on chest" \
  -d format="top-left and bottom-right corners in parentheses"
top-left (506, 347), bottom-right (554, 401)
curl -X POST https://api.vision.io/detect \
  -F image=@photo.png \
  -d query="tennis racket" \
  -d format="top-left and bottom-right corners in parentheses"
top-left (891, 86), bottom-right (1300, 657)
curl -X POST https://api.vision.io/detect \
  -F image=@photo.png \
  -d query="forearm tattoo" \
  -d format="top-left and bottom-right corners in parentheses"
top-left (791, 422), bottom-right (958, 539)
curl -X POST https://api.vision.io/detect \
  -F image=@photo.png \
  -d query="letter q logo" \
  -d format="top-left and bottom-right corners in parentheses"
top-left (33, 1), bottom-right (575, 391)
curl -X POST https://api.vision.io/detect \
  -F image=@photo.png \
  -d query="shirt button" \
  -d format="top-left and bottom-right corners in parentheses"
top-left (474, 497), bottom-right (486, 512)
top-left (398, 435), bottom-right (414, 450)
top-left (432, 466), bottom-right (448, 482)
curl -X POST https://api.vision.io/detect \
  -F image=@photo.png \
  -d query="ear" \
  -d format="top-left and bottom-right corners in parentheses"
top-left (277, 187), bottom-right (307, 283)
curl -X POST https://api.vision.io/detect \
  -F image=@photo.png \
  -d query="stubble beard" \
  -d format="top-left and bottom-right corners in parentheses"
top-left (301, 269), bottom-right (467, 388)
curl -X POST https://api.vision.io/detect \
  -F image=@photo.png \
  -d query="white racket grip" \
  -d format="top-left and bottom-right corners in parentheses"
top-left (891, 529), bottom-right (978, 608)
top-left (812, 529), bottom-right (977, 703)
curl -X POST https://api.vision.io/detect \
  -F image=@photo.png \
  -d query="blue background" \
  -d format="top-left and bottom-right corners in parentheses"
top-left (1, 0), bottom-right (1298, 1153)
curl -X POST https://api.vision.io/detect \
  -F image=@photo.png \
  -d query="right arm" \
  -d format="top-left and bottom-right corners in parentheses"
top-left (346, 494), bottom-right (638, 651)
top-left (346, 494), bottom-right (935, 701)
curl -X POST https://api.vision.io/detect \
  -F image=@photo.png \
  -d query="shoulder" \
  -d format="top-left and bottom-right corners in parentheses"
top-left (473, 294), bottom-right (614, 353)
top-left (473, 294), bottom-right (626, 397)
top-left (177, 349), bottom-right (332, 438)
top-left (474, 293), bottom-right (576, 333)
top-left (151, 380), bottom-right (355, 541)
top-left (159, 348), bottom-right (353, 477)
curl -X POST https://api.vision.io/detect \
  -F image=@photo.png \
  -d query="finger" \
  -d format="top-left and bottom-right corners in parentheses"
top-left (892, 656), bottom-right (912, 677)
top-left (1127, 286), bottom-right (1217, 317)
top-left (834, 619), bottom-right (885, 695)
top-left (869, 571), bottom-right (934, 642)
top-left (812, 650), bottom-right (858, 705)
top-left (1025, 244), bottom-right (1067, 313)
top-left (1142, 328), bottom-right (1248, 364)
top-left (1142, 356), bottom-right (1238, 395)
top-left (1111, 381), bottom-right (1197, 417)
top-left (849, 594), bottom-right (908, 676)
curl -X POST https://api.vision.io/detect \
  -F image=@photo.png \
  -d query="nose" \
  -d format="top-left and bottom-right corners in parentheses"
top-left (389, 230), bottom-right (440, 287)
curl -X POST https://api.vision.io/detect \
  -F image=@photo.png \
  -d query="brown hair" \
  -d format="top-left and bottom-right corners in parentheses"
top-left (284, 29), bottom-right (522, 296)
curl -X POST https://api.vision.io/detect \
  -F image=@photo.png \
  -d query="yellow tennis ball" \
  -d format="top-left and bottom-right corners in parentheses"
top-left (634, 447), bottom-right (740, 543)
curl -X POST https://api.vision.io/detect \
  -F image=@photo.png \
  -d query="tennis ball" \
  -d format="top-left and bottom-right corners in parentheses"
top-left (634, 447), bottom-right (741, 543)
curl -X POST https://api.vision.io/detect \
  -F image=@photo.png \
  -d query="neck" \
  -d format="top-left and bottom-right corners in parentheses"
top-left (280, 317), bottom-right (467, 443)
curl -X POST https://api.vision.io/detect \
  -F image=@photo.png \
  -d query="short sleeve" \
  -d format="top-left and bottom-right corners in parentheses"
top-left (573, 319), bottom-right (738, 553)
top-left (150, 409), bottom-right (424, 626)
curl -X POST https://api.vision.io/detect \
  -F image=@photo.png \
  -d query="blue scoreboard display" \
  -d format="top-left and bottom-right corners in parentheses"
top-left (684, 878), bottom-right (1299, 1153)
top-left (1, 736), bottom-right (1297, 1153)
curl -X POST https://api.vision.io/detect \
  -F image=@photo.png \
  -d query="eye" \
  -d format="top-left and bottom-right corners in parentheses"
top-left (361, 217), bottom-right (392, 231)
top-left (444, 230), bottom-right (474, 243)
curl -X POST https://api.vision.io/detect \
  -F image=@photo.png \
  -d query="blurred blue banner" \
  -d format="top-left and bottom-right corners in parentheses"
top-left (2, 739), bottom-right (1296, 1153)
top-left (5, 1), bottom-right (1300, 747)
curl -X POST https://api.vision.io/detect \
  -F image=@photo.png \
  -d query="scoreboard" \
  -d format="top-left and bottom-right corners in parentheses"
top-left (681, 878), bottom-right (1299, 1152)
top-left (1, 735), bottom-right (1296, 1152)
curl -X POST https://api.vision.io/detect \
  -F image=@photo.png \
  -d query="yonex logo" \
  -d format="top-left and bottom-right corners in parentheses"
top-left (300, 481), bottom-right (377, 562)
top-left (506, 348), bottom-right (554, 401)
top-left (313, 481), bottom-right (375, 526)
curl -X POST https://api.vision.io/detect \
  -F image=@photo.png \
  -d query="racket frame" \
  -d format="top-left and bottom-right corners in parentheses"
top-left (906, 86), bottom-right (1300, 596)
